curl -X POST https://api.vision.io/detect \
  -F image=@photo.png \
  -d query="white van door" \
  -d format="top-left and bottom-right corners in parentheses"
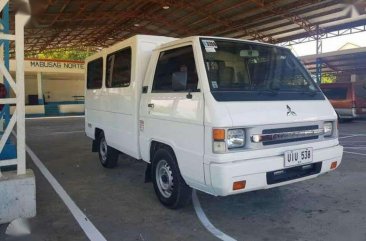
top-left (140, 44), bottom-right (205, 186)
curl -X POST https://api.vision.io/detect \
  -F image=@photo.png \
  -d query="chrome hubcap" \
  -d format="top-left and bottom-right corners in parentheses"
top-left (156, 160), bottom-right (174, 198)
top-left (100, 137), bottom-right (107, 163)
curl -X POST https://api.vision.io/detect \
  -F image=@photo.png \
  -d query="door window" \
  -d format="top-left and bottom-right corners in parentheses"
top-left (152, 46), bottom-right (199, 92)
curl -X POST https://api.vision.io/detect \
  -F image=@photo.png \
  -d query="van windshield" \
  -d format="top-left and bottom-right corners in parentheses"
top-left (200, 38), bottom-right (324, 101)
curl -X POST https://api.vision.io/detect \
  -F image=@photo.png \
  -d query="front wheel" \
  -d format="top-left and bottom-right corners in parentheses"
top-left (152, 148), bottom-right (192, 209)
top-left (98, 132), bottom-right (119, 168)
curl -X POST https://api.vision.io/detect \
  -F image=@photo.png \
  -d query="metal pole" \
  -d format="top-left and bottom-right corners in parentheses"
top-left (2, 3), bottom-right (10, 126)
top-left (15, 13), bottom-right (30, 175)
top-left (315, 25), bottom-right (322, 84)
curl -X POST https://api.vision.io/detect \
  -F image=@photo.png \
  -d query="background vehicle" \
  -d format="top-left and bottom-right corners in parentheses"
top-left (321, 82), bottom-right (366, 121)
top-left (85, 35), bottom-right (343, 209)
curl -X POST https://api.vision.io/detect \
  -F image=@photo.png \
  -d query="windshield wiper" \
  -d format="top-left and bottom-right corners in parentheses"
top-left (300, 90), bottom-right (318, 96)
top-left (258, 83), bottom-right (281, 96)
top-left (258, 89), bottom-right (279, 96)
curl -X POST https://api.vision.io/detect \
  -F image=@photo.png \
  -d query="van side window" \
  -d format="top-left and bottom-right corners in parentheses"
top-left (152, 46), bottom-right (199, 92)
top-left (87, 58), bottom-right (103, 89)
top-left (106, 47), bottom-right (132, 88)
top-left (355, 85), bottom-right (366, 99)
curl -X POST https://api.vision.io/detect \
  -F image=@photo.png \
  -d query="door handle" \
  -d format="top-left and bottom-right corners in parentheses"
top-left (148, 103), bottom-right (154, 108)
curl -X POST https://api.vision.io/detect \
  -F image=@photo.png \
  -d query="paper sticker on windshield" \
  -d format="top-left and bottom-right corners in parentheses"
top-left (212, 81), bottom-right (218, 89)
top-left (202, 40), bottom-right (217, 52)
top-left (205, 47), bottom-right (216, 52)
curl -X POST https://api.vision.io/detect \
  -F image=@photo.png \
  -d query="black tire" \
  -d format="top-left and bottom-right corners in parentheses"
top-left (338, 116), bottom-right (353, 123)
top-left (343, 118), bottom-right (354, 123)
top-left (97, 132), bottom-right (118, 168)
top-left (337, 113), bottom-right (344, 123)
top-left (152, 148), bottom-right (192, 209)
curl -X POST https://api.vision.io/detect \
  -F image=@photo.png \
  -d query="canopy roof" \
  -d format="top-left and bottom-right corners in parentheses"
top-left (300, 47), bottom-right (366, 75)
top-left (8, 0), bottom-right (366, 54)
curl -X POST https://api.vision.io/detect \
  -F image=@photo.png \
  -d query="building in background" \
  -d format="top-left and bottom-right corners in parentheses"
top-left (9, 59), bottom-right (85, 116)
top-left (338, 42), bottom-right (361, 50)
top-left (300, 44), bottom-right (366, 84)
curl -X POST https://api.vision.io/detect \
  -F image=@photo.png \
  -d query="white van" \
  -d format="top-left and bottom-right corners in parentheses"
top-left (85, 35), bottom-right (343, 209)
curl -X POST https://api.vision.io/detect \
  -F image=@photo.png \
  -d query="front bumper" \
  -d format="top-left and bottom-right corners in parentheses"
top-left (208, 144), bottom-right (343, 196)
top-left (335, 108), bottom-right (357, 119)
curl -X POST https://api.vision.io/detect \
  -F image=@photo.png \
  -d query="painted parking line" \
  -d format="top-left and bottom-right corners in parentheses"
top-left (343, 151), bottom-right (366, 156)
top-left (192, 190), bottom-right (237, 241)
top-left (340, 141), bottom-right (366, 143)
top-left (53, 130), bottom-right (85, 134)
top-left (26, 145), bottom-right (107, 241)
top-left (339, 134), bottom-right (366, 139)
top-left (26, 115), bottom-right (84, 120)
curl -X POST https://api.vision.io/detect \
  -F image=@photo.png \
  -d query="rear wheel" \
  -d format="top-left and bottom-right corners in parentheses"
top-left (152, 148), bottom-right (192, 209)
top-left (343, 118), bottom-right (354, 123)
top-left (98, 132), bottom-right (118, 168)
top-left (337, 113), bottom-right (344, 123)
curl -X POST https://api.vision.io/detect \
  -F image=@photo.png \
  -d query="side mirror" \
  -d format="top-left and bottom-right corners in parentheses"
top-left (172, 71), bottom-right (187, 91)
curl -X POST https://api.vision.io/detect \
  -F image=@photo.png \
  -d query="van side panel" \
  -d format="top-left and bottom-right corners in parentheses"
top-left (85, 36), bottom-right (176, 159)
top-left (139, 43), bottom-right (206, 188)
top-left (129, 40), bottom-right (167, 159)
top-left (103, 47), bottom-right (136, 158)
top-left (85, 52), bottom-right (104, 140)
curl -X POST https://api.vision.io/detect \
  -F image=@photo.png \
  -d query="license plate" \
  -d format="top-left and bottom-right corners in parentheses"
top-left (284, 148), bottom-right (313, 167)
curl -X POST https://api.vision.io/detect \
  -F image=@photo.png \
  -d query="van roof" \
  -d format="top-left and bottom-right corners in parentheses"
top-left (85, 34), bottom-right (288, 62)
top-left (85, 35), bottom-right (177, 62)
top-left (158, 35), bottom-right (287, 50)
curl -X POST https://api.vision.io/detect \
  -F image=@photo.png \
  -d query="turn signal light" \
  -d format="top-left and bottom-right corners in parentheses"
top-left (213, 129), bottom-right (225, 141)
top-left (233, 180), bottom-right (246, 190)
top-left (330, 161), bottom-right (337, 170)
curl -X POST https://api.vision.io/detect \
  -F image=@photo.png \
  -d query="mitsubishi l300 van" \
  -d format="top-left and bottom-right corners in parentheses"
top-left (85, 35), bottom-right (343, 209)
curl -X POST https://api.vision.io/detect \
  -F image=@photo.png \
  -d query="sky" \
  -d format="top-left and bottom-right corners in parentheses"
top-left (289, 31), bottom-right (366, 57)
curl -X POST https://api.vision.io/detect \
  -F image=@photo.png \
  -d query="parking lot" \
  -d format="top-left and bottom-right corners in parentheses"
top-left (1, 117), bottom-right (366, 241)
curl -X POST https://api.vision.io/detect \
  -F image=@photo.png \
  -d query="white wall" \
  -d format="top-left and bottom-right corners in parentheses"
top-left (43, 78), bottom-right (85, 102)
top-left (10, 73), bottom-right (85, 104)
top-left (25, 75), bottom-right (38, 104)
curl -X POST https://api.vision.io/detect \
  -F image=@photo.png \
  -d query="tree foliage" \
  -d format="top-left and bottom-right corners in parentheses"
top-left (321, 73), bottom-right (336, 84)
top-left (27, 49), bottom-right (95, 61)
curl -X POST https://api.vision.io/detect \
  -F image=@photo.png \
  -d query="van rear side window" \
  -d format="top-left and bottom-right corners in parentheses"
top-left (322, 87), bottom-right (348, 100)
top-left (87, 58), bottom-right (103, 89)
top-left (106, 47), bottom-right (132, 88)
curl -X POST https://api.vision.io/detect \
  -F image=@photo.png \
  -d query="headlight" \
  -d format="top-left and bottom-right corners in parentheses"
top-left (227, 129), bottom-right (245, 149)
top-left (212, 128), bottom-right (246, 153)
top-left (324, 122), bottom-right (333, 137)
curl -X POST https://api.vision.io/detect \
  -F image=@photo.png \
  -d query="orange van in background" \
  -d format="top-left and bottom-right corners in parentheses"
top-left (320, 82), bottom-right (366, 121)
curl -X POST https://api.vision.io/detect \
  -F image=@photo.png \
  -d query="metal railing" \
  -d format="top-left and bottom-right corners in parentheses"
top-left (0, 0), bottom-right (30, 176)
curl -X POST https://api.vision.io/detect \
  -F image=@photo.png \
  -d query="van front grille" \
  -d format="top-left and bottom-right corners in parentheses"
top-left (260, 125), bottom-right (320, 146)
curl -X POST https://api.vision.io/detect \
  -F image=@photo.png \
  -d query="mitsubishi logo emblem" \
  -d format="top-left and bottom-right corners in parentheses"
top-left (287, 105), bottom-right (297, 116)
